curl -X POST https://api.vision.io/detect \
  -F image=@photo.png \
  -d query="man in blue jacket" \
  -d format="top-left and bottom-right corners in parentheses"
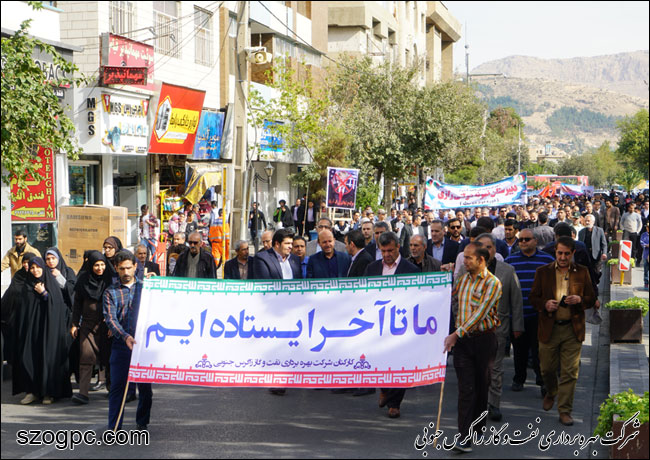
top-left (306, 229), bottom-right (351, 279)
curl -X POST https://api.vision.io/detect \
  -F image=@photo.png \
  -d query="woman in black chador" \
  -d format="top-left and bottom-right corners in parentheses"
top-left (12, 257), bottom-right (72, 404)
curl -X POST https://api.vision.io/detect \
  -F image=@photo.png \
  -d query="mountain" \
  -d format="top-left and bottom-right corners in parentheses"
top-left (469, 52), bottom-right (649, 152)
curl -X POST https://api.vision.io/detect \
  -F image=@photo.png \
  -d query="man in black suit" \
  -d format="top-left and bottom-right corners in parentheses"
top-left (291, 198), bottom-right (305, 236)
top-left (345, 230), bottom-right (374, 278)
top-left (251, 228), bottom-right (302, 396)
top-left (135, 244), bottom-right (161, 279)
top-left (426, 219), bottom-right (460, 270)
top-left (224, 240), bottom-right (251, 280)
top-left (363, 221), bottom-right (391, 262)
top-left (363, 232), bottom-right (420, 419)
top-left (252, 228), bottom-right (302, 281)
top-left (306, 230), bottom-right (351, 279)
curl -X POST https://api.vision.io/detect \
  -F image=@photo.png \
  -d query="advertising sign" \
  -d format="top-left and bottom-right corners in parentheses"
top-left (424, 173), bottom-right (528, 210)
top-left (190, 111), bottom-right (226, 160)
top-left (326, 167), bottom-right (359, 210)
top-left (149, 83), bottom-right (206, 155)
top-left (129, 274), bottom-right (451, 388)
top-left (11, 146), bottom-right (56, 222)
top-left (102, 33), bottom-right (155, 92)
top-left (259, 120), bottom-right (284, 160)
top-left (99, 92), bottom-right (151, 155)
top-left (101, 66), bottom-right (148, 86)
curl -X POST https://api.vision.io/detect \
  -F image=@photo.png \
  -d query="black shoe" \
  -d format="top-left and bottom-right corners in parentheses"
top-left (540, 385), bottom-right (547, 397)
top-left (136, 424), bottom-right (148, 431)
top-left (511, 382), bottom-right (524, 392)
top-left (488, 404), bottom-right (502, 422)
top-left (453, 440), bottom-right (473, 453)
top-left (90, 381), bottom-right (105, 392)
top-left (125, 393), bottom-right (137, 403)
top-left (71, 394), bottom-right (89, 405)
top-left (352, 388), bottom-right (376, 397)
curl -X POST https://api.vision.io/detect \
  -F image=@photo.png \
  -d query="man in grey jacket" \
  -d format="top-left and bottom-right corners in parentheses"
top-left (456, 233), bottom-right (524, 422)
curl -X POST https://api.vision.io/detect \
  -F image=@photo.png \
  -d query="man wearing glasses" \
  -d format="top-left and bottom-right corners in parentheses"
top-left (171, 231), bottom-right (217, 279)
top-left (447, 218), bottom-right (464, 243)
top-left (504, 228), bottom-right (555, 395)
top-left (305, 217), bottom-right (346, 256)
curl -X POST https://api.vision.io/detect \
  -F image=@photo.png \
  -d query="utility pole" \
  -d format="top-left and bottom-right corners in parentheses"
top-left (234, 1), bottom-right (250, 242)
top-left (517, 123), bottom-right (522, 174)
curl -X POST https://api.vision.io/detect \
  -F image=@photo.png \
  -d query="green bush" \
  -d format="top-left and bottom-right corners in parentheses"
top-left (607, 258), bottom-right (636, 268)
top-left (605, 296), bottom-right (649, 316)
top-left (594, 390), bottom-right (649, 437)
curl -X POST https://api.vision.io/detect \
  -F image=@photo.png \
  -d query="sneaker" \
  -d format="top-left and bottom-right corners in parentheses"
top-left (511, 382), bottom-right (524, 392)
top-left (20, 393), bottom-right (37, 405)
top-left (71, 394), bottom-right (89, 405)
top-left (453, 440), bottom-right (473, 453)
top-left (42, 396), bottom-right (53, 405)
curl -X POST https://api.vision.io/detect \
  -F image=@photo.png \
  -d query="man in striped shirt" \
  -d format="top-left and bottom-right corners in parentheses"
top-left (103, 250), bottom-right (152, 431)
top-left (444, 242), bottom-right (502, 453)
top-left (505, 228), bottom-right (555, 395)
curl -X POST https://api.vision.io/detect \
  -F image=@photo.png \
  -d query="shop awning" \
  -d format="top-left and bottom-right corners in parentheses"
top-left (183, 162), bottom-right (223, 204)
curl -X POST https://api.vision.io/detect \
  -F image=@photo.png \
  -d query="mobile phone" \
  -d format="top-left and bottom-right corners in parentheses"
top-left (559, 295), bottom-right (568, 307)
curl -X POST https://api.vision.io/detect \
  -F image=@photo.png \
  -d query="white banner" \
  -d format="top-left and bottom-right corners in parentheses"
top-left (424, 173), bottom-right (528, 210)
top-left (129, 273), bottom-right (451, 388)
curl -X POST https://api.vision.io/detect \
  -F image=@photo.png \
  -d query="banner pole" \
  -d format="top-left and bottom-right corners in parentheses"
top-left (113, 377), bottom-right (131, 433)
top-left (433, 379), bottom-right (445, 448)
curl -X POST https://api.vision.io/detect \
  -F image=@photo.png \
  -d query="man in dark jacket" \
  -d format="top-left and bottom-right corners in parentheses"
top-left (306, 230), bottom-right (351, 279)
top-left (172, 232), bottom-right (216, 279)
top-left (408, 235), bottom-right (441, 273)
top-left (224, 240), bottom-right (250, 280)
top-left (364, 232), bottom-right (420, 419)
top-left (426, 220), bottom-right (460, 268)
top-left (252, 228), bottom-right (302, 281)
top-left (291, 199), bottom-right (306, 236)
top-left (345, 230), bottom-right (374, 277)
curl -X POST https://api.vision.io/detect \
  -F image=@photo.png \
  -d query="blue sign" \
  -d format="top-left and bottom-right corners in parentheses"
top-left (191, 111), bottom-right (225, 159)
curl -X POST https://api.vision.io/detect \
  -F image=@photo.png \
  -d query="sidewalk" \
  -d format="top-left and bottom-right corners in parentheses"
top-left (606, 265), bottom-right (649, 396)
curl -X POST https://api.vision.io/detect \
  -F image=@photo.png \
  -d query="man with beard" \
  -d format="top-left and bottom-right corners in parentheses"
top-left (2, 230), bottom-right (41, 277)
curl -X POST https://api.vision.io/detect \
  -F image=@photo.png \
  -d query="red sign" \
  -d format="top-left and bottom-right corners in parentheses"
top-left (11, 147), bottom-right (56, 222)
top-left (149, 83), bottom-right (206, 155)
top-left (105, 34), bottom-right (155, 91)
top-left (102, 66), bottom-right (148, 86)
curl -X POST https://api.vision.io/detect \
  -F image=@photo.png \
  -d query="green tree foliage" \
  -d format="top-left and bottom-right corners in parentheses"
top-left (546, 107), bottom-right (620, 135)
top-left (1, 4), bottom-right (87, 192)
top-left (617, 170), bottom-right (644, 194)
top-left (616, 109), bottom-right (649, 177)
top-left (556, 141), bottom-right (622, 188)
top-left (477, 107), bottom-right (528, 183)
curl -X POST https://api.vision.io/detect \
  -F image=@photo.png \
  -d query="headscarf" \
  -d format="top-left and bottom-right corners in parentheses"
top-left (103, 236), bottom-right (123, 281)
top-left (44, 247), bottom-right (77, 308)
top-left (25, 257), bottom-right (59, 297)
top-left (75, 251), bottom-right (111, 301)
top-left (44, 247), bottom-right (74, 279)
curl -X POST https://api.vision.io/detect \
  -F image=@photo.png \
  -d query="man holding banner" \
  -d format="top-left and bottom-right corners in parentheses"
top-left (103, 250), bottom-right (152, 431)
top-left (444, 242), bottom-right (502, 453)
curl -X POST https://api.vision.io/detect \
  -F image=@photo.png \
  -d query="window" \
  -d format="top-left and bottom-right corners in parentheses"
top-left (274, 36), bottom-right (295, 59)
top-left (110, 1), bottom-right (134, 36)
top-left (194, 7), bottom-right (212, 66)
top-left (154, 1), bottom-right (181, 58)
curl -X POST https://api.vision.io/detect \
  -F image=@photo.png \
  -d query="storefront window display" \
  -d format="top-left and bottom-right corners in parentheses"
top-left (11, 223), bottom-right (56, 257)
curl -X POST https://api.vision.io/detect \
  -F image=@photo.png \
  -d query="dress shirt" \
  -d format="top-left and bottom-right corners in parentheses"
top-left (453, 268), bottom-right (502, 338)
top-left (274, 249), bottom-right (294, 279)
top-left (382, 255), bottom-right (401, 276)
top-left (238, 259), bottom-right (248, 280)
top-left (554, 263), bottom-right (571, 321)
top-left (431, 240), bottom-right (445, 262)
top-left (301, 256), bottom-right (309, 279)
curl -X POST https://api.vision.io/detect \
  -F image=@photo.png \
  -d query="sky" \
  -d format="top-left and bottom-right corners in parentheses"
top-left (443, 1), bottom-right (650, 72)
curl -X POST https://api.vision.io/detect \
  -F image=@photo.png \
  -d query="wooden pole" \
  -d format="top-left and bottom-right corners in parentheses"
top-left (433, 379), bottom-right (446, 449)
top-left (113, 377), bottom-right (131, 432)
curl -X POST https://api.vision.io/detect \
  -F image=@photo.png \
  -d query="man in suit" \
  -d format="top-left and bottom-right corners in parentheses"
top-left (305, 217), bottom-right (346, 256)
top-left (578, 215), bottom-right (607, 285)
top-left (134, 244), bottom-right (161, 280)
top-left (408, 235), bottom-right (441, 273)
top-left (172, 232), bottom-right (216, 279)
top-left (291, 199), bottom-right (305, 236)
top-left (426, 219), bottom-right (460, 270)
top-left (224, 240), bottom-right (250, 280)
top-left (306, 230), bottom-right (351, 279)
top-left (252, 228), bottom-right (302, 282)
top-left (399, 214), bottom-right (414, 257)
top-left (345, 230), bottom-right (374, 278)
top-left (529, 236), bottom-right (596, 427)
top-left (292, 235), bottom-right (309, 279)
top-left (363, 221), bottom-right (391, 262)
top-left (251, 228), bottom-right (302, 397)
top-left (364, 232), bottom-right (420, 419)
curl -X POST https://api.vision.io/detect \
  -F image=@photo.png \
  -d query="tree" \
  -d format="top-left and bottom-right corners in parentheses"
top-left (616, 109), bottom-right (649, 178)
top-left (617, 170), bottom-right (644, 194)
top-left (1, 3), bottom-right (87, 193)
top-left (556, 141), bottom-right (621, 188)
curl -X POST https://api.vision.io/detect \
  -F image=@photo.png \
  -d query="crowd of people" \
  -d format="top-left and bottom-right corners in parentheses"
top-left (1, 189), bottom-right (648, 445)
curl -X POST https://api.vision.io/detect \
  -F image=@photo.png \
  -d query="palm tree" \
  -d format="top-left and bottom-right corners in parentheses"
top-left (617, 170), bottom-right (644, 194)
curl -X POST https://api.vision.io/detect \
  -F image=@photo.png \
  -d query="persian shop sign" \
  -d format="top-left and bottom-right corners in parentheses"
top-left (97, 93), bottom-right (151, 155)
top-left (102, 33), bottom-right (155, 92)
top-left (101, 66), bottom-right (148, 86)
top-left (11, 147), bottom-right (56, 222)
top-left (149, 83), bottom-right (206, 155)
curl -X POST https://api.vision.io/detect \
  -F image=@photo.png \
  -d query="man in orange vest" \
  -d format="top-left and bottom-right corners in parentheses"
top-left (209, 208), bottom-right (229, 270)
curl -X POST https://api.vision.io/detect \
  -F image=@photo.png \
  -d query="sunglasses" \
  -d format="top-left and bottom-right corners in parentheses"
top-left (188, 241), bottom-right (201, 245)
top-left (519, 237), bottom-right (534, 242)
top-left (450, 226), bottom-right (461, 229)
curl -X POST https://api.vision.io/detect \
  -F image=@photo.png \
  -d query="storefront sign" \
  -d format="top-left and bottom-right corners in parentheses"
top-left (99, 93), bottom-right (151, 155)
top-left (101, 65), bottom-right (148, 86)
top-left (190, 110), bottom-right (226, 160)
top-left (259, 120), bottom-right (284, 161)
top-left (326, 167), bottom-right (359, 210)
top-left (149, 83), bottom-right (206, 155)
top-left (129, 273), bottom-right (451, 388)
top-left (102, 33), bottom-right (155, 92)
top-left (11, 147), bottom-right (56, 222)
top-left (424, 173), bottom-right (528, 210)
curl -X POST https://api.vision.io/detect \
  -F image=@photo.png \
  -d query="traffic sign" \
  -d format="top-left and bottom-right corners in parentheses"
top-left (618, 240), bottom-right (633, 271)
